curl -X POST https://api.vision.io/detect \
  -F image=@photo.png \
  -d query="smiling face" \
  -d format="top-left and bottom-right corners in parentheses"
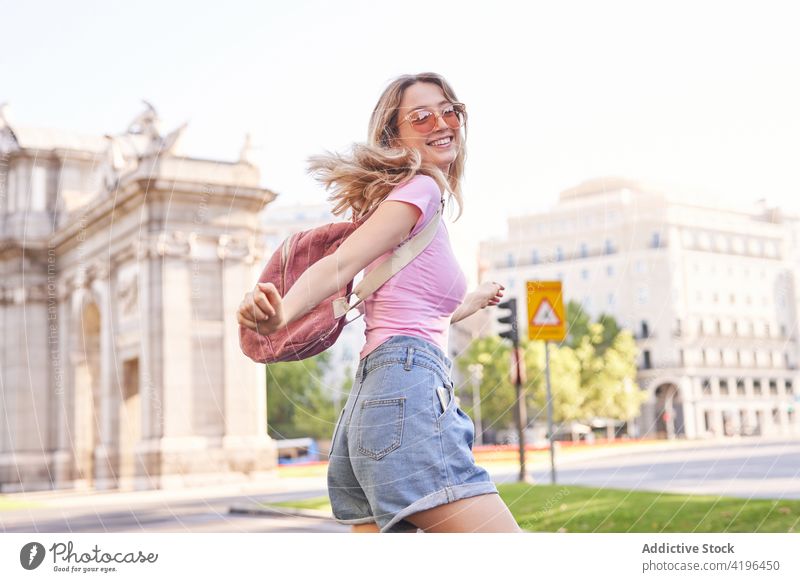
top-left (391, 81), bottom-right (462, 173)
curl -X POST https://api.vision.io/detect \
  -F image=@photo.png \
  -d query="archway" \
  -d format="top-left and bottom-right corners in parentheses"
top-left (654, 383), bottom-right (685, 439)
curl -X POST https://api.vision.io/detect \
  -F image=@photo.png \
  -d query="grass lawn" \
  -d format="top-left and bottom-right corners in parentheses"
top-left (0, 496), bottom-right (42, 511)
top-left (269, 483), bottom-right (800, 533)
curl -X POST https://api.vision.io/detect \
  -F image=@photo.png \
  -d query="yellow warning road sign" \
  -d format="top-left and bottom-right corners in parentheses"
top-left (527, 281), bottom-right (566, 341)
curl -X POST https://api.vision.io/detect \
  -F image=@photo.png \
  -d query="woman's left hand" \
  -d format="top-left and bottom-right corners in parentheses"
top-left (475, 281), bottom-right (505, 309)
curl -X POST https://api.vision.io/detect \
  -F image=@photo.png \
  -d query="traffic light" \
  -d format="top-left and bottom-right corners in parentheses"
top-left (497, 297), bottom-right (519, 346)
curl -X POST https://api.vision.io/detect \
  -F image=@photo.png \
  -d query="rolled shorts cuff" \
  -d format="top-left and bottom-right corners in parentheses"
top-left (380, 481), bottom-right (500, 533)
top-left (332, 514), bottom-right (379, 526)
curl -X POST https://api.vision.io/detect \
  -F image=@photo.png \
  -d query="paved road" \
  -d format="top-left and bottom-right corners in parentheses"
top-left (497, 437), bottom-right (800, 500)
top-left (2, 437), bottom-right (797, 532)
top-left (1, 486), bottom-right (345, 533)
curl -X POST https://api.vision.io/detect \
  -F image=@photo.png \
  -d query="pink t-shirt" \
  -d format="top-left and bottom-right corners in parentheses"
top-left (359, 174), bottom-right (468, 360)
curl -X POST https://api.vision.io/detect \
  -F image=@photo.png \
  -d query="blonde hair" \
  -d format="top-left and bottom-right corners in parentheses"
top-left (306, 72), bottom-right (467, 223)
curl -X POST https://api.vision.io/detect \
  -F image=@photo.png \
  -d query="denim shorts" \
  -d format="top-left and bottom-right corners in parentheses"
top-left (326, 334), bottom-right (499, 533)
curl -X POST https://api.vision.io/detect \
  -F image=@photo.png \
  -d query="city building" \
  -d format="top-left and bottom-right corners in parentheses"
top-left (0, 104), bottom-right (279, 492)
top-left (479, 177), bottom-right (800, 440)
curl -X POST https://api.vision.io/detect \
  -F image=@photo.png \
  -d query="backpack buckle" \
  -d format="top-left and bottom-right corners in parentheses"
top-left (332, 292), bottom-right (364, 320)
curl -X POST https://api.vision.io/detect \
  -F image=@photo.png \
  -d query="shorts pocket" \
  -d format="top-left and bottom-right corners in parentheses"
top-left (434, 381), bottom-right (457, 425)
top-left (357, 397), bottom-right (405, 461)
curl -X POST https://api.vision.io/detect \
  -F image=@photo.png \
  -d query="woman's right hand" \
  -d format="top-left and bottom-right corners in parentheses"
top-left (237, 282), bottom-right (285, 336)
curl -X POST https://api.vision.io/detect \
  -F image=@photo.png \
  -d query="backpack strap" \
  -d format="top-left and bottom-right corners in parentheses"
top-left (332, 194), bottom-right (445, 322)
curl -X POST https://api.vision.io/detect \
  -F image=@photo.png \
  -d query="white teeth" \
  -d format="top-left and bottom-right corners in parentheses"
top-left (429, 137), bottom-right (452, 146)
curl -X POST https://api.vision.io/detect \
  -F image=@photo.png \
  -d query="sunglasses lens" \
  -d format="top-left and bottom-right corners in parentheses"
top-left (409, 110), bottom-right (436, 132)
top-left (443, 105), bottom-right (466, 129)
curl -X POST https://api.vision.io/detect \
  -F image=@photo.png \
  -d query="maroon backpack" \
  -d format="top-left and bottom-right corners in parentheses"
top-left (239, 194), bottom-right (444, 364)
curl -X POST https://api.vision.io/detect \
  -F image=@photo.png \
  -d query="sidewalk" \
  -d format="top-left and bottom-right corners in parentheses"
top-left (0, 435), bottom-right (775, 512)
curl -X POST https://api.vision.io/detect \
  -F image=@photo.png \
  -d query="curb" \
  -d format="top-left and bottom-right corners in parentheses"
top-left (230, 503), bottom-right (333, 520)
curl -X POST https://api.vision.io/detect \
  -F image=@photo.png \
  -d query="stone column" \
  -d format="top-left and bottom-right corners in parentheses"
top-left (159, 233), bottom-right (195, 442)
top-left (90, 268), bottom-right (116, 490)
top-left (51, 277), bottom-right (74, 487)
top-left (1, 281), bottom-right (53, 491)
top-left (218, 234), bottom-right (276, 475)
top-left (679, 376), bottom-right (696, 439)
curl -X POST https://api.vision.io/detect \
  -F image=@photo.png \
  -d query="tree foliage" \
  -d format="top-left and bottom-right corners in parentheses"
top-left (265, 351), bottom-right (339, 440)
top-left (455, 300), bottom-right (647, 431)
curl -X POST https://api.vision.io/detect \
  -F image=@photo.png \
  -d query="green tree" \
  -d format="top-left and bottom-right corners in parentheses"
top-left (575, 323), bottom-right (648, 421)
top-left (523, 339), bottom-right (583, 423)
top-left (455, 336), bottom-right (518, 428)
top-left (265, 351), bottom-right (338, 440)
top-left (566, 300), bottom-right (621, 354)
top-left (457, 301), bottom-right (647, 435)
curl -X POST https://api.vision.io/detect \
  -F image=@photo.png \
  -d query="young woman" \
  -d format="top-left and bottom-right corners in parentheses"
top-left (237, 72), bottom-right (522, 533)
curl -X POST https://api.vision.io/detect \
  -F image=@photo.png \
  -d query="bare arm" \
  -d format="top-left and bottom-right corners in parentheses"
top-left (450, 292), bottom-right (481, 325)
top-left (450, 281), bottom-right (505, 325)
top-left (238, 192), bottom-right (426, 335)
top-left (279, 199), bottom-right (422, 326)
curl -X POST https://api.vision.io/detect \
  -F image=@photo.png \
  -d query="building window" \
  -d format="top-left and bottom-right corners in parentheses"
top-left (556, 246), bottom-right (564, 261)
top-left (506, 252), bottom-right (514, 267)
top-left (607, 293), bottom-right (615, 306)
top-left (702, 378), bottom-right (712, 395)
top-left (604, 239), bottom-right (615, 254)
top-left (31, 165), bottom-right (48, 212)
top-left (637, 285), bottom-right (649, 305)
top-left (643, 350), bottom-right (652, 369)
top-left (753, 380), bottom-right (762, 395)
top-left (651, 231), bottom-right (661, 248)
top-left (580, 243), bottom-right (588, 258)
top-left (769, 380), bottom-right (778, 395)
top-left (736, 379), bottom-right (745, 395)
top-left (719, 380), bottom-right (729, 395)
top-left (640, 321), bottom-right (649, 338)
top-left (787, 380), bottom-right (794, 395)
top-left (532, 250), bottom-right (540, 265)
top-left (581, 269), bottom-right (589, 280)
top-left (765, 241), bottom-right (778, 257)
top-left (606, 265), bottom-right (614, 277)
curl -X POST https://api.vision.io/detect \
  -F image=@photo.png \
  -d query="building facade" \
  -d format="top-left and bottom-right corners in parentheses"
top-left (479, 177), bottom-right (800, 440)
top-left (0, 104), bottom-right (279, 492)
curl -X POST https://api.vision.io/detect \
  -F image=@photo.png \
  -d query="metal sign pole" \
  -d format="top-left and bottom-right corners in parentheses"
top-left (544, 340), bottom-right (557, 484)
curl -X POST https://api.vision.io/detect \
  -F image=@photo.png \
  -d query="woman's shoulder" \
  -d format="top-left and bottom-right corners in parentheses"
top-left (402, 172), bottom-right (441, 190)
top-left (390, 173), bottom-right (443, 201)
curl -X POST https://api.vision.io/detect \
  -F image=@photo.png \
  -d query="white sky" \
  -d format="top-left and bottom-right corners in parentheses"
top-left (2, 0), bottom-right (799, 289)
